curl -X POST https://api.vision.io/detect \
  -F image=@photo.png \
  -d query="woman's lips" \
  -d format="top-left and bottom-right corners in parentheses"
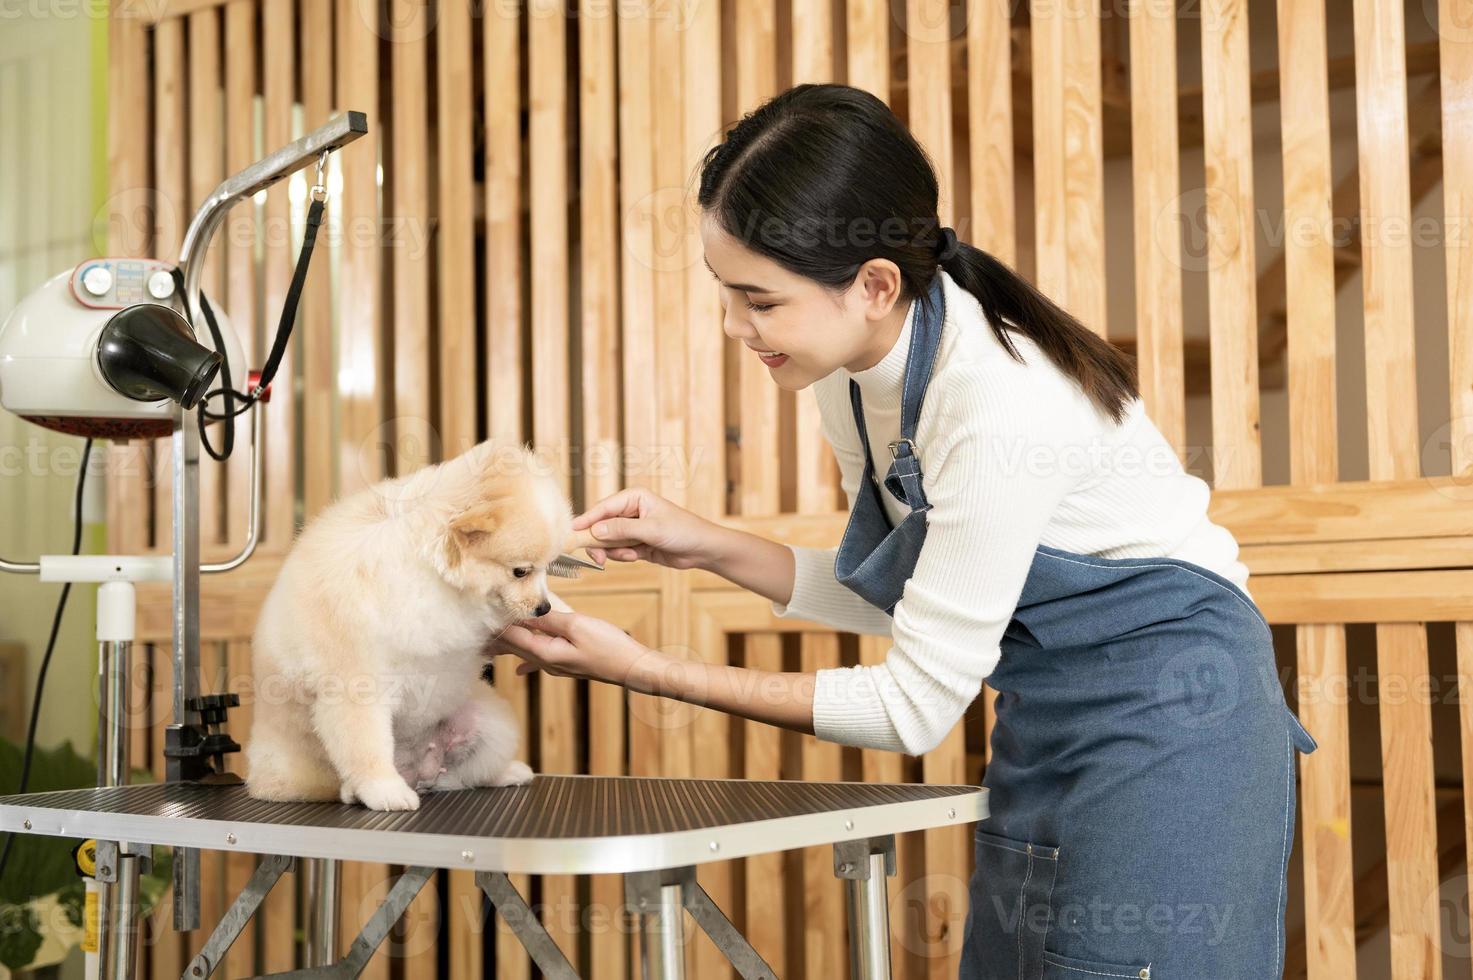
top-left (750, 347), bottom-right (788, 367)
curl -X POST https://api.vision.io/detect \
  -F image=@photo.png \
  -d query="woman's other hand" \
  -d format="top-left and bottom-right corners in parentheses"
top-left (571, 487), bottom-right (726, 570)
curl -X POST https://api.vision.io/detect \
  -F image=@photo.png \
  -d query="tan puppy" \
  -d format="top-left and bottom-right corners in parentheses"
top-left (244, 440), bottom-right (570, 811)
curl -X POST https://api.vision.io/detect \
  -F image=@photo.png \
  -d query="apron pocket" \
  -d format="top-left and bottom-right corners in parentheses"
top-left (1285, 707), bottom-right (1318, 754)
top-left (971, 828), bottom-right (1059, 980)
top-left (1042, 949), bottom-right (1153, 979)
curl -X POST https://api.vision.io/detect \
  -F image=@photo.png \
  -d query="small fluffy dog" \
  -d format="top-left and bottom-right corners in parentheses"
top-left (245, 440), bottom-right (571, 811)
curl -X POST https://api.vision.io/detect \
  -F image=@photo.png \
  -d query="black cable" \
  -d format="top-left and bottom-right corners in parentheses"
top-left (180, 195), bottom-right (327, 461)
top-left (0, 437), bottom-right (93, 889)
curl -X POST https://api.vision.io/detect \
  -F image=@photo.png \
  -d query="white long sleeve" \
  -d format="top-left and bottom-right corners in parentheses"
top-left (773, 269), bottom-right (1250, 756)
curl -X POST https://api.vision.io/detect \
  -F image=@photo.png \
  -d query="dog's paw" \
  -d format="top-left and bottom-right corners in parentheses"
top-left (490, 760), bottom-right (534, 787)
top-left (351, 776), bottom-right (421, 811)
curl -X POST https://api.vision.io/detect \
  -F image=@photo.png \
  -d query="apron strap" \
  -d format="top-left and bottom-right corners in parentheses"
top-left (845, 272), bottom-right (947, 513)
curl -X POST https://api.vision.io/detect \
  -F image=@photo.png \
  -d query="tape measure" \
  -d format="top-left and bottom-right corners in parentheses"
top-left (72, 839), bottom-right (97, 877)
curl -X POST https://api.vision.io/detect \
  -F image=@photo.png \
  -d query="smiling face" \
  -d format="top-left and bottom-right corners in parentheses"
top-left (700, 214), bottom-right (914, 390)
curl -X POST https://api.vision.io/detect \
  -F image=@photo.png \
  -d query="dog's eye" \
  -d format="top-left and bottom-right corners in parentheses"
top-left (513, 566), bottom-right (531, 579)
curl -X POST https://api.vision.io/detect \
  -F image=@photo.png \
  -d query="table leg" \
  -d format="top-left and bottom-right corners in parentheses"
top-left (626, 870), bottom-right (687, 980)
top-left (302, 857), bottom-right (340, 966)
top-left (834, 835), bottom-right (897, 980)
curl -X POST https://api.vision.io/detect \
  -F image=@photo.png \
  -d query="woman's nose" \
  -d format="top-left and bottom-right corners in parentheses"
top-left (721, 298), bottom-right (752, 341)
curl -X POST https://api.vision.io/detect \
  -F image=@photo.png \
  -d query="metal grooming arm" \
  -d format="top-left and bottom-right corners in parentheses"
top-left (167, 110), bottom-right (367, 929)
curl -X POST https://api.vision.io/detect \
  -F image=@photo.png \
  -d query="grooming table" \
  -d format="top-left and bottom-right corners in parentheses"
top-left (0, 775), bottom-right (987, 979)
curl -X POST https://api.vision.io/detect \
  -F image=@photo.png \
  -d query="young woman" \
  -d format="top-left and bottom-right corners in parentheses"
top-left (498, 83), bottom-right (1318, 979)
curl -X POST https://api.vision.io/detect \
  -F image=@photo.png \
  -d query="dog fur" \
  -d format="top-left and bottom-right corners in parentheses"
top-left (244, 440), bottom-right (570, 811)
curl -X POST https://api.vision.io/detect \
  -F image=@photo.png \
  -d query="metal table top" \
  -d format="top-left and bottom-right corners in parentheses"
top-left (0, 775), bottom-right (988, 874)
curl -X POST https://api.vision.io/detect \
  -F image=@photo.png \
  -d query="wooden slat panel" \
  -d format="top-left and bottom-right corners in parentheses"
top-left (188, 8), bottom-right (226, 550)
top-left (1353, 6), bottom-right (1436, 969)
top-left (222, 0), bottom-right (256, 555)
top-left (484, 7), bottom-right (530, 975)
top-left (300, 0), bottom-right (335, 522)
top-left (845, 0), bottom-right (888, 100)
top-left (968, 0), bottom-right (1014, 266)
top-left (334, 0), bottom-right (381, 498)
top-left (1441, 3), bottom-right (1473, 969)
top-left (1061, 0), bottom-right (1105, 336)
top-left (1277, 3), bottom-right (1352, 971)
top-left (390, 0), bottom-right (432, 473)
top-left (1200, 0), bottom-right (1261, 489)
top-left (438, 0), bottom-right (476, 461)
top-left (908, 3), bottom-right (964, 975)
top-left (448, 870), bottom-right (481, 979)
top-left (742, 635), bottom-right (788, 971)
top-left (528, 0), bottom-right (581, 968)
top-left (1207, 478), bottom-right (1473, 545)
top-left (105, 2), bottom-right (151, 557)
top-left (221, 640), bottom-right (257, 979)
top-left (1030, 0), bottom-right (1068, 305)
top-left (400, 867), bottom-right (438, 980)
top-left (1250, 571), bottom-right (1473, 624)
top-left (262, 0), bottom-right (296, 543)
top-left (1353, 0), bottom-right (1420, 483)
top-left (152, 18), bottom-right (187, 553)
top-left (681, 0), bottom-right (731, 974)
top-left (1375, 624), bottom-right (1440, 980)
top-left (798, 637), bottom-right (844, 978)
top-left (1128, 0), bottom-right (1185, 447)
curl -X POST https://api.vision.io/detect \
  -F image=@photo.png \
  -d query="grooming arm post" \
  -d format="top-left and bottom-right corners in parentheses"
top-left (167, 110), bottom-right (366, 930)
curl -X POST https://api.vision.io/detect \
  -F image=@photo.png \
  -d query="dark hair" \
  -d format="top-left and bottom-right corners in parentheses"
top-left (696, 83), bottom-right (1138, 423)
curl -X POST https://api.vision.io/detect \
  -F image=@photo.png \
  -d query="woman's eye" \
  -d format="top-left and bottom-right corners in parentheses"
top-left (745, 299), bottom-right (774, 313)
top-left (513, 567), bottom-right (530, 578)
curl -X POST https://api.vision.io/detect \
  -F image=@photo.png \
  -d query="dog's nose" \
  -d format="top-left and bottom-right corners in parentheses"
top-left (533, 600), bottom-right (551, 617)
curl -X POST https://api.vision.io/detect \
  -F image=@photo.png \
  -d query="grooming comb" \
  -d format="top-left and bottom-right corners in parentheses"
top-left (548, 528), bottom-right (606, 578)
top-left (548, 551), bottom-right (604, 578)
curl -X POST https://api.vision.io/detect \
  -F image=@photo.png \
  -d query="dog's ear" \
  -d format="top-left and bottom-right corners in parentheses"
top-left (450, 499), bottom-right (505, 543)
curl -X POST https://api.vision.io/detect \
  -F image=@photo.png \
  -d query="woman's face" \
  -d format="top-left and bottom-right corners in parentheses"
top-left (700, 215), bottom-right (909, 391)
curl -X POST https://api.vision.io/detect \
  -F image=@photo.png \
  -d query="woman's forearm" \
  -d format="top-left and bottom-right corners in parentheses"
top-left (700, 524), bottom-right (797, 606)
top-left (627, 648), bottom-right (817, 736)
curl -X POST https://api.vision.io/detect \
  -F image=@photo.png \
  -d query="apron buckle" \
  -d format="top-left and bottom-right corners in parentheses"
top-left (888, 438), bottom-right (917, 459)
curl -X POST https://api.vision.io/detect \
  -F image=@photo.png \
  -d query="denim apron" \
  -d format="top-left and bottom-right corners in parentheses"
top-left (833, 273), bottom-right (1319, 979)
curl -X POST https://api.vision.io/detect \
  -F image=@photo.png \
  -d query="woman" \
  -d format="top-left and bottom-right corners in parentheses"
top-left (498, 83), bottom-right (1318, 979)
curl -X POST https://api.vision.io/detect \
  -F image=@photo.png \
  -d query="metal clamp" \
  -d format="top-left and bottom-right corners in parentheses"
top-left (887, 438), bottom-right (917, 460)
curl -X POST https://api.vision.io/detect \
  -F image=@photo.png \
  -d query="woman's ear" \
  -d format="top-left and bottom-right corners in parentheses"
top-left (854, 259), bottom-right (904, 320)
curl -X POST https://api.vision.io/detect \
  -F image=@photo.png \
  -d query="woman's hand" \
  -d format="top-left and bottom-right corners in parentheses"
top-left (573, 487), bottom-right (727, 570)
top-left (494, 611), bottom-right (656, 686)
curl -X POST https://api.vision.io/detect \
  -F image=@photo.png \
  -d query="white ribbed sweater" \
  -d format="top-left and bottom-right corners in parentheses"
top-left (772, 269), bottom-right (1250, 756)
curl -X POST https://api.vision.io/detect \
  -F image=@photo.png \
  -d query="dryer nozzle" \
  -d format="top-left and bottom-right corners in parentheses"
top-left (96, 304), bottom-right (222, 409)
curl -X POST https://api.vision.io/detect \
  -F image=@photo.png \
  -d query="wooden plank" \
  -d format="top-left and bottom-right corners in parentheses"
top-left (1238, 536), bottom-right (1473, 575)
top-left (448, 870), bottom-right (482, 979)
top-left (399, 867), bottom-right (439, 980)
top-left (152, 17), bottom-right (186, 553)
top-left (527, 0), bottom-right (580, 967)
top-left (1441, 2), bottom-right (1473, 968)
top-left (1376, 624), bottom-right (1440, 980)
top-left (798, 636), bottom-right (844, 978)
top-left (742, 634), bottom-right (789, 972)
top-left (968, 0), bottom-right (1014, 266)
top-left (437, 0), bottom-right (476, 462)
top-left (188, 8), bottom-right (226, 550)
top-left (1029, 0), bottom-right (1067, 304)
top-left (908, 3), bottom-right (964, 975)
top-left (222, 640), bottom-right (258, 979)
top-left (1276, 6), bottom-right (1351, 974)
top-left (681, 0), bottom-right (731, 974)
top-left (1250, 571), bottom-right (1473, 624)
top-left (300, 0), bottom-right (335, 521)
top-left (335, 0), bottom-right (382, 498)
top-left (1206, 478), bottom-right (1473, 545)
top-left (1061, 0), bottom-right (1105, 336)
top-left (1200, 0), bottom-right (1261, 489)
top-left (390, 0), bottom-right (432, 474)
top-left (222, 0), bottom-right (256, 554)
top-left (845, 0), bottom-right (888, 101)
top-left (1127, 0), bottom-right (1185, 448)
top-left (261, 0), bottom-right (295, 546)
top-left (1353, 0), bottom-right (1420, 483)
top-left (484, 8), bottom-right (529, 975)
top-left (105, 1), bottom-right (152, 557)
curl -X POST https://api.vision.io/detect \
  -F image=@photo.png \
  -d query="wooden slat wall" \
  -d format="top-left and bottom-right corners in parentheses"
top-left (99, 0), bottom-right (1471, 976)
